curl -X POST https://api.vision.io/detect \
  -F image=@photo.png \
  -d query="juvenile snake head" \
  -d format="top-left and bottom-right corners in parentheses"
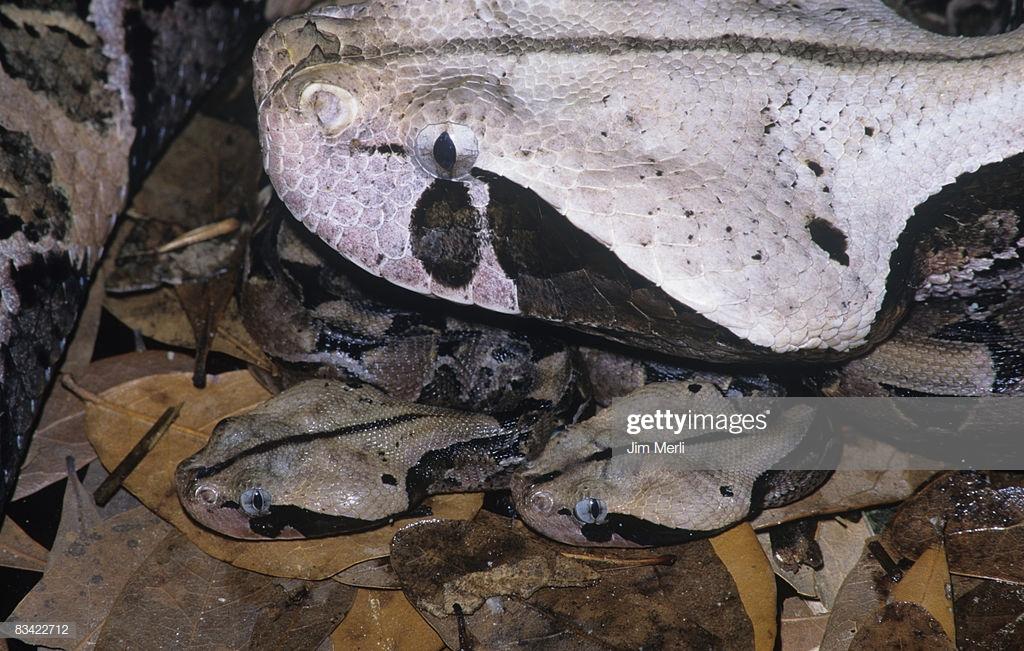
top-left (176, 378), bottom-right (503, 540)
top-left (176, 380), bottom-right (451, 539)
top-left (254, 1), bottom-right (1024, 362)
top-left (510, 430), bottom-right (757, 548)
top-left (511, 381), bottom-right (817, 546)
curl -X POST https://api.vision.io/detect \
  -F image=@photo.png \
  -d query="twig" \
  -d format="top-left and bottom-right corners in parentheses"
top-left (155, 217), bottom-right (240, 253)
top-left (92, 402), bottom-right (183, 506)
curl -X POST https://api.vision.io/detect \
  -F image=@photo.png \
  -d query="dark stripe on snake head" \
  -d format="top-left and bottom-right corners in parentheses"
top-left (192, 413), bottom-right (433, 480)
top-left (580, 514), bottom-right (720, 546)
top-left (246, 504), bottom-right (390, 538)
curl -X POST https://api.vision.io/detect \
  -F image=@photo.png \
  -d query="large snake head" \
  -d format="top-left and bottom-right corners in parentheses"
top-left (254, 1), bottom-right (1024, 362)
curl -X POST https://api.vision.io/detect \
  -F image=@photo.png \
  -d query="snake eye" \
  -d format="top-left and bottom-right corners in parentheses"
top-left (241, 488), bottom-right (272, 516)
top-left (194, 485), bottom-right (218, 505)
top-left (414, 122), bottom-right (478, 180)
top-left (573, 497), bottom-right (608, 525)
top-left (299, 83), bottom-right (358, 135)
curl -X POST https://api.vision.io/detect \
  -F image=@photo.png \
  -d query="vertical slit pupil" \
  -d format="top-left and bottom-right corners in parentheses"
top-left (432, 131), bottom-right (458, 172)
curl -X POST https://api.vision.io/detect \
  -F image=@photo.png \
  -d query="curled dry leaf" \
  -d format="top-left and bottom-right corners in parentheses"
top-left (95, 530), bottom-right (356, 650)
top-left (820, 539), bottom-right (895, 651)
top-left (392, 511), bottom-right (776, 650)
top-left (330, 589), bottom-right (445, 651)
top-left (13, 351), bottom-right (193, 501)
top-left (9, 469), bottom-right (172, 649)
top-left (85, 370), bottom-right (482, 579)
top-left (753, 436), bottom-right (935, 529)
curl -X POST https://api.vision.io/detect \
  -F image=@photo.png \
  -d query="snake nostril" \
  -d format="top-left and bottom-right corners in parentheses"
top-left (530, 490), bottom-right (554, 514)
top-left (194, 485), bottom-right (219, 505)
top-left (299, 82), bottom-right (358, 134)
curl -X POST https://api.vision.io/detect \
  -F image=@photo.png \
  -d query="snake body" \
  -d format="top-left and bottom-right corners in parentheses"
top-left (0, 0), bottom-right (269, 517)
top-left (174, 1), bottom-right (1024, 544)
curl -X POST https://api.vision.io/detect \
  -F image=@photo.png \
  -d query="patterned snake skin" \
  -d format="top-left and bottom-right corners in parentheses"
top-left (0, 0), bottom-right (268, 518)
top-left (253, 0), bottom-right (1024, 362)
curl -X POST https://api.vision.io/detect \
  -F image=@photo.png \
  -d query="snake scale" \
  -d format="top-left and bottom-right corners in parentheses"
top-left (0, 0), bottom-right (280, 518)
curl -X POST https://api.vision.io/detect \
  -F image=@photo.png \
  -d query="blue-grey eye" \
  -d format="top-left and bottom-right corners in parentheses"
top-left (414, 122), bottom-right (479, 179)
top-left (574, 497), bottom-right (608, 525)
top-left (241, 488), bottom-right (272, 516)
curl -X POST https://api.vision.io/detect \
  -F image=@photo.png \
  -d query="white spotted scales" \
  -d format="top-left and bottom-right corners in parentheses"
top-left (254, 0), bottom-right (1024, 358)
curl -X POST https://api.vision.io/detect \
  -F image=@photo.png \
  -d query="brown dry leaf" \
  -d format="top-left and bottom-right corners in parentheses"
top-left (883, 471), bottom-right (1024, 584)
top-left (95, 530), bottom-right (355, 650)
top-left (14, 351), bottom-right (194, 500)
top-left (947, 519), bottom-right (1024, 584)
top-left (953, 576), bottom-right (1024, 647)
top-left (780, 597), bottom-right (828, 651)
top-left (0, 519), bottom-right (47, 572)
top-left (882, 472), bottom-right (982, 561)
top-left (850, 602), bottom-right (954, 649)
top-left (392, 511), bottom-right (769, 649)
top-left (890, 546), bottom-right (955, 639)
top-left (86, 370), bottom-right (482, 579)
top-left (80, 459), bottom-right (144, 519)
top-left (753, 437), bottom-right (934, 529)
top-left (333, 557), bottom-right (402, 590)
top-left (709, 523), bottom-right (778, 651)
top-left (104, 288), bottom-right (270, 370)
top-left (330, 589), bottom-right (445, 651)
top-left (128, 114), bottom-right (261, 230)
top-left (9, 473), bottom-right (171, 649)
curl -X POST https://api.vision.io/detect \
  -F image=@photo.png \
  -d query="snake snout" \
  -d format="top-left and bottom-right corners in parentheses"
top-left (174, 460), bottom-right (220, 509)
